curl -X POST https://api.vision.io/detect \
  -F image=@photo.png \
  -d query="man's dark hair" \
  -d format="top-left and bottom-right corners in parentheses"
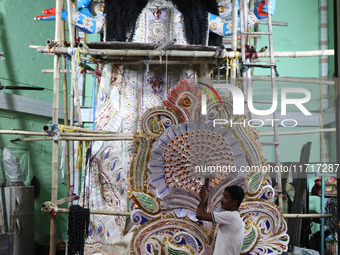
top-left (225, 185), bottom-right (245, 209)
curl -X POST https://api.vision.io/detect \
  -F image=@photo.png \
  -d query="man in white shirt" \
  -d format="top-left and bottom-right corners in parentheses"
top-left (196, 185), bottom-right (245, 255)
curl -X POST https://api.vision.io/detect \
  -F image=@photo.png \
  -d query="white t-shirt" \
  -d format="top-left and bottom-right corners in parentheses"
top-left (212, 210), bottom-right (245, 255)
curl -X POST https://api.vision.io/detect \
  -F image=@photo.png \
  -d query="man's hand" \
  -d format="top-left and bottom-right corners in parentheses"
top-left (196, 185), bottom-right (213, 222)
top-left (199, 186), bottom-right (209, 204)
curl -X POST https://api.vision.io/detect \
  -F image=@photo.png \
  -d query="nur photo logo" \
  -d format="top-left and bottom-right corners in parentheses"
top-left (199, 81), bottom-right (312, 127)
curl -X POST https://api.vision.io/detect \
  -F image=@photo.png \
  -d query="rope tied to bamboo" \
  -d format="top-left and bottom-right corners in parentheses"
top-left (245, 44), bottom-right (258, 60)
top-left (229, 51), bottom-right (239, 68)
top-left (59, 124), bottom-right (77, 132)
top-left (44, 124), bottom-right (59, 136)
top-left (41, 201), bottom-right (58, 218)
top-left (67, 47), bottom-right (77, 57)
top-left (91, 58), bottom-right (101, 84)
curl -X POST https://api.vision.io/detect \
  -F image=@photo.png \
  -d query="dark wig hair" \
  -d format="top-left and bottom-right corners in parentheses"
top-left (172, 0), bottom-right (221, 46)
top-left (225, 185), bottom-right (245, 209)
top-left (104, 0), bottom-right (148, 42)
top-left (67, 205), bottom-right (90, 255)
top-left (104, 0), bottom-right (221, 45)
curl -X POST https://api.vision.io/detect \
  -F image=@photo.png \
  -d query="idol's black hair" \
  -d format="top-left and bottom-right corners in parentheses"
top-left (104, 0), bottom-right (148, 42)
top-left (172, 0), bottom-right (222, 46)
top-left (104, 0), bottom-right (222, 46)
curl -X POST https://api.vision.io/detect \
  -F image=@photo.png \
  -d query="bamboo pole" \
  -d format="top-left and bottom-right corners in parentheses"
top-left (36, 46), bottom-right (218, 58)
top-left (251, 76), bottom-right (335, 85)
top-left (60, 0), bottom-right (71, 196)
top-left (0, 129), bottom-right (134, 137)
top-left (230, 0), bottom-right (238, 80)
top-left (50, 0), bottom-right (62, 254)
top-left (36, 46), bottom-right (335, 58)
top-left (60, 132), bottom-right (133, 137)
top-left (11, 137), bottom-right (53, 142)
top-left (56, 196), bottom-right (79, 206)
top-left (253, 58), bottom-right (280, 62)
top-left (256, 50), bottom-right (334, 58)
top-left (56, 208), bottom-right (131, 216)
top-left (283, 213), bottom-right (332, 218)
top-left (66, 0), bottom-right (77, 211)
top-left (42, 69), bottom-right (74, 73)
top-left (44, 136), bottom-right (134, 141)
top-left (257, 20), bottom-right (288, 26)
top-left (66, 0), bottom-right (82, 127)
top-left (214, 76), bottom-right (335, 85)
top-left (0, 130), bottom-right (46, 135)
top-left (260, 128), bottom-right (336, 136)
top-left (43, 124), bottom-right (117, 134)
top-left (10, 135), bottom-right (134, 142)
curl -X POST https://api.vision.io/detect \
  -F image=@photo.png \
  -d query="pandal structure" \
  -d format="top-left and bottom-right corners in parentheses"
top-left (3, 0), bottom-right (334, 254)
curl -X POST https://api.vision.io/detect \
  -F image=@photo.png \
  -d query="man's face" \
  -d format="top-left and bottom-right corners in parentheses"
top-left (220, 191), bottom-right (237, 211)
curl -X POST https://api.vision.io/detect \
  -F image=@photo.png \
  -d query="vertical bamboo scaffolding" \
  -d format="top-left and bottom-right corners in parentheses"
top-left (61, 1), bottom-right (71, 195)
top-left (240, 0), bottom-right (249, 110)
top-left (67, 0), bottom-right (76, 197)
top-left (50, 0), bottom-right (62, 254)
top-left (267, 0), bottom-right (283, 209)
top-left (230, 0), bottom-right (239, 81)
top-left (66, 0), bottom-right (82, 126)
top-left (252, 0), bottom-right (259, 76)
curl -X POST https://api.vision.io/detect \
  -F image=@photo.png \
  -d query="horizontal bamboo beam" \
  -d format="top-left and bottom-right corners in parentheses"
top-left (0, 130), bottom-right (46, 136)
top-left (34, 46), bottom-right (334, 59)
top-left (257, 20), bottom-right (288, 26)
top-left (1, 129), bottom-right (134, 138)
top-left (60, 132), bottom-right (133, 137)
top-left (252, 76), bottom-right (335, 85)
top-left (42, 69), bottom-right (77, 74)
top-left (57, 208), bottom-right (131, 216)
top-left (36, 46), bottom-right (217, 58)
top-left (11, 137), bottom-right (52, 142)
top-left (43, 124), bottom-right (114, 134)
top-left (221, 50), bottom-right (334, 58)
top-left (215, 76), bottom-right (335, 85)
top-left (56, 196), bottom-right (79, 206)
top-left (253, 59), bottom-right (280, 62)
top-left (260, 128), bottom-right (336, 136)
top-left (101, 59), bottom-right (218, 65)
top-left (255, 49), bottom-right (334, 58)
top-left (283, 213), bottom-right (332, 218)
top-left (11, 135), bottom-right (134, 142)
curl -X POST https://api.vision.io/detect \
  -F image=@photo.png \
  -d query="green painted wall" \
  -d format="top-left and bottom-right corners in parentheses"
top-left (0, 110), bottom-right (68, 244)
top-left (0, 0), bottom-right (59, 100)
top-left (253, 0), bottom-right (335, 165)
top-left (0, 0), bottom-right (68, 246)
top-left (255, 0), bottom-right (320, 77)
